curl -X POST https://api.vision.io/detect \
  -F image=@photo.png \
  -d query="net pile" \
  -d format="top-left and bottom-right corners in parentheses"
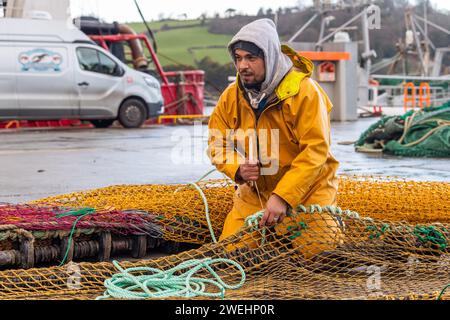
top-left (0, 204), bottom-right (175, 269)
top-left (355, 101), bottom-right (450, 157)
top-left (31, 180), bottom-right (235, 245)
top-left (0, 175), bottom-right (447, 299)
top-left (337, 175), bottom-right (450, 224)
top-left (0, 204), bottom-right (448, 300)
top-left (0, 204), bottom-right (160, 234)
top-left (31, 175), bottom-right (450, 246)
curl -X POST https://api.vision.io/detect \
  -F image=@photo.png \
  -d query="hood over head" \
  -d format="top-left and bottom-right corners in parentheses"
top-left (228, 18), bottom-right (293, 108)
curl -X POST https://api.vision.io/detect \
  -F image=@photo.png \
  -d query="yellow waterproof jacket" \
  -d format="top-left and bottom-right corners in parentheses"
top-left (208, 46), bottom-right (339, 208)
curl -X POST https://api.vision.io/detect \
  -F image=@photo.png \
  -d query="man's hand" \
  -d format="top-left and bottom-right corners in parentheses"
top-left (260, 194), bottom-right (288, 227)
top-left (236, 159), bottom-right (260, 182)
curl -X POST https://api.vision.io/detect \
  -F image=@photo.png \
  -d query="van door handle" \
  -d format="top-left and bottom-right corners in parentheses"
top-left (78, 81), bottom-right (89, 86)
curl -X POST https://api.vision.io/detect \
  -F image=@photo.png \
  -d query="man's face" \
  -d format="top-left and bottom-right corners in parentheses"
top-left (234, 49), bottom-right (265, 86)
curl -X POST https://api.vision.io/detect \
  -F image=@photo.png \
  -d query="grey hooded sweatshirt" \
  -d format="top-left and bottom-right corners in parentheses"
top-left (228, 18), bottom-right (293, 110)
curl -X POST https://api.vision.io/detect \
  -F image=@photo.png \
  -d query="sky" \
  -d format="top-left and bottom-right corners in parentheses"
top-left (70, 0), bottom-right (299, 22)
top-left (70, 0), bottom-right (450, 23)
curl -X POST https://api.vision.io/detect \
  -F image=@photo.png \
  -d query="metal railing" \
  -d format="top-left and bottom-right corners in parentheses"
top-left (367, 84), bottom-right (449, 109)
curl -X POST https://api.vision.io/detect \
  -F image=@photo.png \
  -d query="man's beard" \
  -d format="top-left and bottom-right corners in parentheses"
top-left (243, 81), bottom-right (262, 91)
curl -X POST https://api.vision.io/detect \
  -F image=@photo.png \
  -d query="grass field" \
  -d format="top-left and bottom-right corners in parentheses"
top-left (126, 20), bottom-right (233, 67)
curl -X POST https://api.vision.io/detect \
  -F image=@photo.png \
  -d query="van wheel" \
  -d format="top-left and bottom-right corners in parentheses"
top-left (90, 119), bottom-right (115, 128)
top-left (118, 99), bottom-right (147, 128)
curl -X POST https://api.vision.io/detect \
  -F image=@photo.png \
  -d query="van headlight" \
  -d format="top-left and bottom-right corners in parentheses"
top-left (144, 76), bottom-right (159, 89)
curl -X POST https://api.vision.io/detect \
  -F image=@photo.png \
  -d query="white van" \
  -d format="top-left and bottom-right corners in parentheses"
top-left (0, 18), bottom-right (164, 128)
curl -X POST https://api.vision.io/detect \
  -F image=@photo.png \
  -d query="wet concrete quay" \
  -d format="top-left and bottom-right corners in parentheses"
top-left (0, 117), bottom-right (448, 203)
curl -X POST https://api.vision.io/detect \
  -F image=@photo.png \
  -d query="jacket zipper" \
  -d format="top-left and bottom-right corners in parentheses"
top-left (243, 98), bottom-right (280, 162)
top-left (241, 96), bottom-right (280, 194)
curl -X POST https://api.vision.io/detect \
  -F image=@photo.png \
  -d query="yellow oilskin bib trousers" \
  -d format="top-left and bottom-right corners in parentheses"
top-left (208, 46), bottom-right (341, 259)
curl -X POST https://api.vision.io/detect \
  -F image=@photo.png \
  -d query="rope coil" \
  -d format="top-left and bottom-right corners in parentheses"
top-left (96, 258), bottom-right (246, 300)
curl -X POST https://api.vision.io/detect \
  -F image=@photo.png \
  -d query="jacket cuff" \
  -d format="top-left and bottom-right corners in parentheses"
top-left (222, 163), bottom-right (241, 184)
top-left (272, 188), bottom-right (299, 209)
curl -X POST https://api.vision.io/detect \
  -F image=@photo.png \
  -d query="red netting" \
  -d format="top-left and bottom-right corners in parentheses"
top-left (0, 203), bottom-right (162, 237)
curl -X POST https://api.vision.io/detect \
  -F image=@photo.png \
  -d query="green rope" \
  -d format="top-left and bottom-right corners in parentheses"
top-left (55, 207), bottom-right (96, 218)
top-left (189, 181), bottom-right (216, 243)
top-left (56, 207), bottom-right (96, 266)
top-left (413, 226), bottom-right (448, 251)
top-left (244, 210), bottom-right (266, 245)
top-left (244, 210), bottom-right (264, 228)
top-left (366, 223), bottom-right (390, 239)
top-left (195, 168), bottom-right (218, 182)
top-left (96, 169), bottom-right (248, 300)
top-left (437, 284), bottom-right (450, 300)
top-left (244, 204), bottom-right (352, 244)
top-left (173, 168), bottom-right (219, 242)
top-left (287, 221), bottom-right (308, 240)
top-left (243, 205), bottom-right (316, 243)
top-left (96, 258), bottom-right (246, 300)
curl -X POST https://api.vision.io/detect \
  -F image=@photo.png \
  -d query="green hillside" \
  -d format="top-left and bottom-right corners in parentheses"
top-left (128, 19), bottom-right (201, 31)
top-left (127, 20), bottom-right (232, 67)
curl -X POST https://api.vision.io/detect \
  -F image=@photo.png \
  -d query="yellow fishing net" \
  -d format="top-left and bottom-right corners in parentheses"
top-left (0, 205), bottom-right (448, 300)
top-left (31, 175), bottom-right (450, 244)
top-left (0, 175), bottom-right (447, 300)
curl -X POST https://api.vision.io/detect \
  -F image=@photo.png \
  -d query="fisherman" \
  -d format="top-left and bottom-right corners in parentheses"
top-left (207, 19), bottom-right (340, 244)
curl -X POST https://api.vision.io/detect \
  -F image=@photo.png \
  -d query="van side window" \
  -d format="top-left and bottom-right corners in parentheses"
top-left (98, 52), bottom-right (118, 75)
top-left (76, 48), bottom-right (122, 76)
